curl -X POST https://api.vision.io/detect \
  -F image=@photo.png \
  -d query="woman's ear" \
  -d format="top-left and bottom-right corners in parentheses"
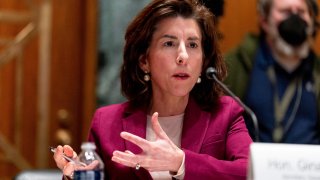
top-left (138, 54), bottom-right (150, 72)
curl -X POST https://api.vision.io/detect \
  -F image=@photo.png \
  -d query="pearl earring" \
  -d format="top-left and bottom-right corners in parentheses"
top-left (197, 77), bottom-right (201, 83)
top-left (144, 71), bottom-right (150, 81)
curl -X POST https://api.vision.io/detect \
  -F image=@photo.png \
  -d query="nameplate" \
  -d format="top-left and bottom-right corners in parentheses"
top-left (248, 143), bottom-right (320, 180)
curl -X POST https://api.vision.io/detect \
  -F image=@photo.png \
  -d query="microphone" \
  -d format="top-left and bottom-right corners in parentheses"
top-left (206, 67), bottom-right (259, 142)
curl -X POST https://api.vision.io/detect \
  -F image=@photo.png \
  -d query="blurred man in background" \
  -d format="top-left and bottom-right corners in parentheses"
top-left (225, 0), bottom-right (320, 143)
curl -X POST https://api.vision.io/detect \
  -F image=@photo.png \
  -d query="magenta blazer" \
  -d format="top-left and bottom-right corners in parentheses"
top-left (88, 96), bottom-right (252, 180)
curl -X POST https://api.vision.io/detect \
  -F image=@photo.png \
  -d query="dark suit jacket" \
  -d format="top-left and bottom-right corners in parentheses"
top-left (88, 96), bottom-right (252, 180)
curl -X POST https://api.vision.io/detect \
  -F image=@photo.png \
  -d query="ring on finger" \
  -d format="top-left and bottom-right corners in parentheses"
top-left (135, 163), bottom-right (141, 170)
top-left (69, 172), bottom-right (74, 179)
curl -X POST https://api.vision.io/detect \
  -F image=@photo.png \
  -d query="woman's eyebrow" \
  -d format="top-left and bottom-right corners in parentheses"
top-left (188, 36), bottom-right (200, 41)
top-left (161, 34), bottom-right (200, 41)
top-left (162, 34), bottom-right (177, 39)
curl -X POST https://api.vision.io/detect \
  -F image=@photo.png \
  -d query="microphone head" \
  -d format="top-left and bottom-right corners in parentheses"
top-left (206, 67), bottom-right (217, 79)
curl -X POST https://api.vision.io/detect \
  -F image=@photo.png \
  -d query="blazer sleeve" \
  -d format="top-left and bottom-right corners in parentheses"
top-left (183, 98), bottom-right (252, 180)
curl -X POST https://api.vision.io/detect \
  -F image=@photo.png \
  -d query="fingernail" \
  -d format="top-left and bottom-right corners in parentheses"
top-left (120, 132), bottom-right (125, 137)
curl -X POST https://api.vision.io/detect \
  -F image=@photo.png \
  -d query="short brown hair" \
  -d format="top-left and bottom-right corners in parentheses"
top-left (121, 0), bottom-right (226, 111)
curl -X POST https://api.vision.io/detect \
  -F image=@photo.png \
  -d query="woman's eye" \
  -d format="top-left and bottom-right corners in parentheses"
top-left (189, 42), bottom-right (198, 48)
top-left (164, 41), bottom-right (174, 47)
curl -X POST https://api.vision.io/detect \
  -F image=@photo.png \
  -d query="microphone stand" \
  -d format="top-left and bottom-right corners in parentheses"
top-left (206, 67), bottom-right (259, 142)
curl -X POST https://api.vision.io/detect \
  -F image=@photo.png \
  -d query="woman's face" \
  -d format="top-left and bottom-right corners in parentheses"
top-left (140, 16), bottom-right (203, 99)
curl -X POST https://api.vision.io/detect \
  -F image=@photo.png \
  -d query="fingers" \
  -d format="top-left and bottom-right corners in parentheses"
top-left (62, 160), bottom-right (99, 179)
top-left (76, 160), bottom-right (99, 171)
top-left (151, 112), bottom-right (169, 139)
top-left (53, 145), bottom-right (67, 170)
top-left (116, 132), bottom-right (148, 168)
top-left (53, 145), bottom-right (77, 171)
top-left (125, 150), bottom-right (134, 155)
top-left (112, 150), bottom-right (166, 171)
top-left (87, 160), bottom-right (100, 169)
top-left (62, 162), bottom-right (76, 177)
top-left (53, 145), bottom-right (98, 178)
top-left (114, 112), bottom-right (173, 171)
top-left (58, 149), bottom-right (80, 177)
top-left (120, 132), bottom-right (150, 150)
top-left (63, 145), bottom-right (76, 158)
top-left (112, 150), bottom-right (138, 168)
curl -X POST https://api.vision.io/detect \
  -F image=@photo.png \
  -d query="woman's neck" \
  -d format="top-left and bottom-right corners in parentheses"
top-left (149, 95), bottom-right (189, 117)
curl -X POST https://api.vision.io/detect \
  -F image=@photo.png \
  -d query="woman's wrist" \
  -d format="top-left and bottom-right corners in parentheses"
top-left (171, 149), bottom-right (185, 172)
top-left (170, 149), bottom-right (185, 179)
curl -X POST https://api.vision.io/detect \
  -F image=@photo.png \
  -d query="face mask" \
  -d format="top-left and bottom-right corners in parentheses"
top-left (278, 14), bottom-right (308, 47)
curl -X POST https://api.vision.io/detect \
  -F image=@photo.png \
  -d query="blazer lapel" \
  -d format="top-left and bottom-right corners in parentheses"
top-left (181, 99), bottom-right (211, 153)
top-left (122, 109), bottom-right (147, 154)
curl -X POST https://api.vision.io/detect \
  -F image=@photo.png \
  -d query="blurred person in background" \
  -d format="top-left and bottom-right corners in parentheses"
top-left (225, 0), bottom-right (320, 143)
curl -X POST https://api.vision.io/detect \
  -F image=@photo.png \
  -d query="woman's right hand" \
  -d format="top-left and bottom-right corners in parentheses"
top-left (53, 145), bottom-right (100, 179)
top-left (53, 145), bottom-right (78, 178)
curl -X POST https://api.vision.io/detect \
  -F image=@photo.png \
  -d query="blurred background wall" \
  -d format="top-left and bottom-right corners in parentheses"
top-left (0, 0), bottom-right (97, 179)
top-left (0, 0), bottom-right (319, 179)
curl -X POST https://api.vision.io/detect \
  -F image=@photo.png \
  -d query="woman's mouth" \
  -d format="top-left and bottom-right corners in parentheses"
top-left (173, 73), bottom-right (190, 80)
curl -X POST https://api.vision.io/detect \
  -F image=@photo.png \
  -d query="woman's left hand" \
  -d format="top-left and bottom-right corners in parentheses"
top-left (111, 112), bottom-right (184, 172)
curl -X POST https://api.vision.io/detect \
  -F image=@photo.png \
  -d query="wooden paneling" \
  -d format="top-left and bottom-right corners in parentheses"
top-left (219, 0), bottom-right (258, 53)
top-left (0, 0), bottom-right (38, 178)
top-left (0, 0), bottom-right (97, 178)
top-left (81, 0), bottom-right (98, 141)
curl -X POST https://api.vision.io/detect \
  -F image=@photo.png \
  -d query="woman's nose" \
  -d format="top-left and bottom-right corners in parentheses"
top-left (176, 43), bottom-right (188, 65)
